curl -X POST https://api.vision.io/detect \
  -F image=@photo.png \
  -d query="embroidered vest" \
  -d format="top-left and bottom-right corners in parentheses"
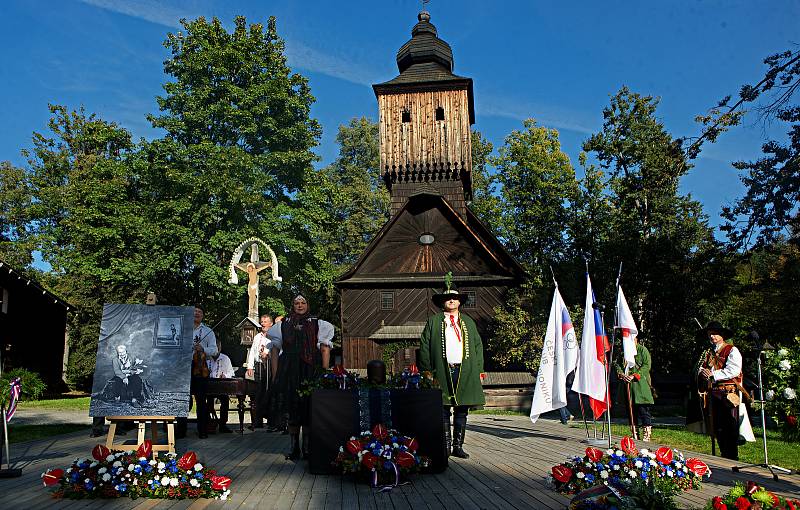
top-left (702, 344), bottom-right (742, 386)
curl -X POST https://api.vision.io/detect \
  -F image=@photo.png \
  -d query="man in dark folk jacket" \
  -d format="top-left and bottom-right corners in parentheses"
top-left (419, 286), bottom-right (485, 459)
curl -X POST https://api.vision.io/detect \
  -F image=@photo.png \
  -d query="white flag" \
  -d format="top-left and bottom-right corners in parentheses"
top-left (616, 286), bottom-right (638, 372)
top-left (530, 286), bottom-right (578, 423)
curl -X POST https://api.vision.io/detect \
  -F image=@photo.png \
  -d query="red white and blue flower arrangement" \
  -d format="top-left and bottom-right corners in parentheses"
top-left (549, 436), bottom-right (710, 495)
top-left (41, 441), bottom-right (232, 500)
top-left (334, 423), bottom-right (430, 489)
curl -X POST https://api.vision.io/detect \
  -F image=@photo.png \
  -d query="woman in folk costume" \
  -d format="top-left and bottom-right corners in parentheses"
top-left (614, 336), bottom-right (654, 441)
top-left (268, 295), bottom-right (333, 459)
top-left (419, 275), bottom-right (485, 459)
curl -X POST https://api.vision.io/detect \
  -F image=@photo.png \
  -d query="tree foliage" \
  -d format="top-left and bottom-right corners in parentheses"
top-left (717, 49), bottom-right (800, 248)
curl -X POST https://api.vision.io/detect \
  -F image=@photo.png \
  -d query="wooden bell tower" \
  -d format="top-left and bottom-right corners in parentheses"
top-left (373, 10), bottom-right (475, 217)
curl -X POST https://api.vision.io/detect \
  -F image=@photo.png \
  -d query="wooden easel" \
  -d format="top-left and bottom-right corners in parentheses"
top-left (105, 416), bottom-right (176, 455)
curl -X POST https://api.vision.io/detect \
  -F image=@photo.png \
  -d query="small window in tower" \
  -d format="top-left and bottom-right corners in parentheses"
top-left (402, 109), bottom-right (411, 123)
top-left (435, 106), bottom-right (445, 121)
top-left (380, 291), bottom-right (395, 311)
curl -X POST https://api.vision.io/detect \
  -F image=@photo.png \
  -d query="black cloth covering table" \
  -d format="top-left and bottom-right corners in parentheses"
top-left (309, 388), bottom-right (447, 474)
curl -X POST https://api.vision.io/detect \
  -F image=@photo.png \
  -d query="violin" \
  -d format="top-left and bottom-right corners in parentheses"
top-left (192, 339), bottom-right (210, 378)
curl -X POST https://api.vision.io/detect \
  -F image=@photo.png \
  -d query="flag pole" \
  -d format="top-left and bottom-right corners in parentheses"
top-left (603, 262), bottom-right (623, 449)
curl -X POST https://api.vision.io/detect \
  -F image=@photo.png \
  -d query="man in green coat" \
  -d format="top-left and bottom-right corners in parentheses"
top-left (615, 337), bottom-right (655, 441)
top-left (419, 287), bottom-right (485, 459)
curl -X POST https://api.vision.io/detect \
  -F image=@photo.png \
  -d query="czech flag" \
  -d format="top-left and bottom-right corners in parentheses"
top-left (571, 273), bottom-right (610, 419)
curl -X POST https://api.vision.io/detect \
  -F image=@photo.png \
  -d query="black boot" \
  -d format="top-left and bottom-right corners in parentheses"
top-left (285, 433), bottom-right (301, 460)
top-left (443, 418), bottom-right (452, 458)
top-left (452, 425), bottom-right (469, 459)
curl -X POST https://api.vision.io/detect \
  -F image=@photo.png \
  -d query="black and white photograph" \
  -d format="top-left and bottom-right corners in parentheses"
top-left (89, 304), bottom-right (195, 417)
top-left (154, 315), bottom-right (183, 348)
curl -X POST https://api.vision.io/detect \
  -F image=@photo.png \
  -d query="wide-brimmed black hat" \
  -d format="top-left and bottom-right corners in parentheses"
top-left (700, 320), bottom-right (734, 340)
top-left (432, 288), bottom-right (469, 307)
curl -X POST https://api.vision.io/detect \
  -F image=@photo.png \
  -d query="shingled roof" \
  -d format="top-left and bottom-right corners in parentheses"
top-left (373, 11), bottom-right (475, 122)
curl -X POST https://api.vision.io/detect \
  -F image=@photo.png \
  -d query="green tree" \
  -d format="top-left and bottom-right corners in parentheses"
top-left (469, 130), bottom-right (503, 235)
top-left (20, 105), bottom-right (148, 386)
top-left (490, 119), bottom-right (579, 274)
top-left (142, 15), bottom-right (323, 321)
top-left (583, 87), bottom-right (724, 373)
top-left (304, 117), bottom-right (389, 271)
top-left (717, 49), bottom-right (800, 248)
top-left (0, 161), bottom-right (33, 267)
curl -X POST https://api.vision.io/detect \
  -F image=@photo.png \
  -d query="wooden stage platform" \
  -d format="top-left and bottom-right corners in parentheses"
top-left (1, 414), bottom-right (797, 509)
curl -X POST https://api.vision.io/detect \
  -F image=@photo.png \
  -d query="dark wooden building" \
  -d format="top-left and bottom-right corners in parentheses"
top-left (0, 259), bottom-right (72, 390)
top-left (336, 11), bottom-right (524, 370)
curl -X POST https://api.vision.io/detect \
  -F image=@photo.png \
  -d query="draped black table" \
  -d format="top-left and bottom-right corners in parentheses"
top-left (308, 388), bottom-right (447, 474)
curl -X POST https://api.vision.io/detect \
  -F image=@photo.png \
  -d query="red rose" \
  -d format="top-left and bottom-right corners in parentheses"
top-left (42, 468), bottom-right (64, 487)
top-left (136, 440), bottom-right (152, 459)
top-left (91, 444), bottom-right (111, 461)
top-left (210, 475), bottom-right (231, 491)
top-left (585, 447), bottom-right (603, 462)
top-left (551, 465), bottom-right (573, 483)
top-left (655, 446), bottom-right (673, 464)
top-left (404, 437), bottom-right (419, 453)
top-left (787, 415), bottom-right (798, 427)
top-left (685, 458), bottom-right (710, 477)
top-left (620, 436), bottom-right (637, 455)
top-left (177, 451), bottom-right (198, 470)
top-left (735, 496), bottom-right (751, 510)
top-left (396, 451), bottom-right (416, 468)
top-left (346, 439), bottom-right (362, 455)
top-left (372, 424), bottom-right (388, 441)
top-left (361, 452), bottom-right (379, 470)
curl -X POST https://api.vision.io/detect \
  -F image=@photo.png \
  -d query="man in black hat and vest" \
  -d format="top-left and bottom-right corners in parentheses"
top-left (696, 321), bottom-right (744, 460)
top-left (419, 282), bottom-right (485, 459)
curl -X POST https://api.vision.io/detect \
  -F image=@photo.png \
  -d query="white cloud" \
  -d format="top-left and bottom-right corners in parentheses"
top-left (77, 0), bottom-right (376, 85)
top-left (477, 93), bottom-right (598, 135)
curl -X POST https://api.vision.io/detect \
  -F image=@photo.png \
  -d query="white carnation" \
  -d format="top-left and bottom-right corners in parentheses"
top-left (128, 464), bottom-right (135, 472)
top-left (675, 462), bottom-right (682, 469)
top-left (778, 348), bottom-right (789, 357)
top-left (576, 472), bottom-right (585, 479)
top-left (600, 471), bottom-right (609, 479)
top-left (779, 359), bottom-right (792, 371)
top-left (613, 465), bottom-right (620, 471)
top-left (161, 476), bottom-right (170, 485)
top-left (190, 479), bottom-right (200, 487)
top-left (640, 448), bottom-right (649, 455)
top-left (784, 387), bottom-right (797, 400)
top-left (628, 470), bottom-right (637, 478)
top-left (194, 463), bottom-right (203, 471)
top-left (112, 461), bottom-right (122, 468)
top-left (149, 460), bottom-right (157, 466)
top-left (102, 473), bottom-right (111, 482)
top-left (157, 462), bottom-right (165, 470)
top-left (635, 460), bottom-right (643, 468)
top-left (615, 450), bottom-right (623, 456)
top-left (766, 390), bottom-right (776, 401)
top-left (106, 455), bottom-right (115, 462)
top-left (169, 478), bottom-right (179, 487)
top-left (90, 461), bottom-right (98, 468)
top-left (98, 467), bottom-right (107, 474)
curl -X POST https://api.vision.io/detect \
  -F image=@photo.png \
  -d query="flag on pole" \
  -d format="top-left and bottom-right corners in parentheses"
top-left (616, 286), bottom-right (638, 373)
top-left (5, 377), bottom-right (21, 423)
top-left (530, 286), bottom-right (578, 423)
top-left (571, 273), bottom-right (610, 419)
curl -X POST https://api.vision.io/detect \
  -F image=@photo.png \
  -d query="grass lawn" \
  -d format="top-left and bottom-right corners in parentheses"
top-left (587, 423), bottom-right (800, 472)
top-left (6, 424), bottom-right (90, 443)
top-left (17, 397), bottom-right (90, 411)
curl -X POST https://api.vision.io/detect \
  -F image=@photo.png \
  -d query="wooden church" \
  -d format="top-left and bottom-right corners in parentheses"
top-left (336, 11), bottom-right (525, 370)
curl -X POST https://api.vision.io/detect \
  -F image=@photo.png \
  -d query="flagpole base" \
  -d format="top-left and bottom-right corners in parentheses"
top-left (583, 438), bottom-right (607, 447)
top-left (0, 468), bottom-right (22, 478)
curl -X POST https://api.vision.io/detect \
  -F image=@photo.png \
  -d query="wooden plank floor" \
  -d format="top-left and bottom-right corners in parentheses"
top-left (1, 415), bottom-right (798, 509)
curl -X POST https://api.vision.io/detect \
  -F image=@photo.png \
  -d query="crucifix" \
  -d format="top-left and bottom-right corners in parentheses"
top-left (228, 238), bottom-right (281, 319)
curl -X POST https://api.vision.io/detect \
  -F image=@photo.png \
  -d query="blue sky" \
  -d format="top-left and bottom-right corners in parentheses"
top-left (1, 0), bottom-right (797, 230)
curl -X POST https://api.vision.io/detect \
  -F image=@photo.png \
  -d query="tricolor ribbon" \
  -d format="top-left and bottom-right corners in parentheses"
top-left (371, 462), bottom-right (408, 492)
top-left (5, 377), bottom-right (21, 423)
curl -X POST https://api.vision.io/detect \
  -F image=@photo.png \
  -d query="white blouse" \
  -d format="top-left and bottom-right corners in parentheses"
top-left (266, 318), bottom-right (334, 350)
